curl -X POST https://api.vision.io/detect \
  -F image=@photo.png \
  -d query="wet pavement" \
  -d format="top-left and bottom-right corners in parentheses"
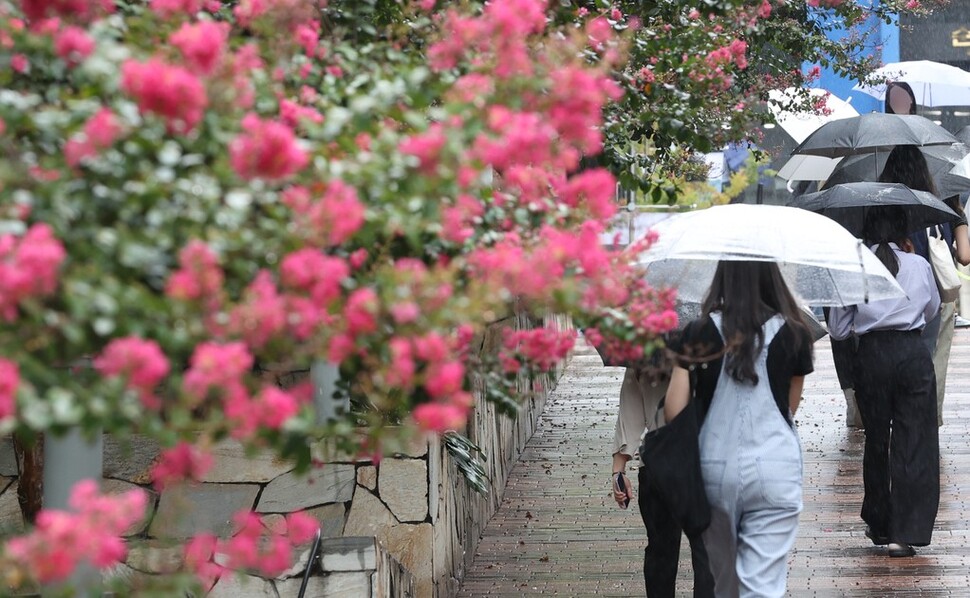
top-left (457, 329), bottom-right (970, 597)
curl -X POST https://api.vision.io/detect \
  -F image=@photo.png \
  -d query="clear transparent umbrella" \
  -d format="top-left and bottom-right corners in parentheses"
top-left (790, 182), bottom-right (959, 239)
top-left (634, 204), bottom-right (906, 306)
top-left (853, 60), bottom-right (970, 107)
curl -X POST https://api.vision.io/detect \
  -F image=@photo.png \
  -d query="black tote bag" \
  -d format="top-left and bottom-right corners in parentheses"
top-left (638, 398), bottom-right (711, 536)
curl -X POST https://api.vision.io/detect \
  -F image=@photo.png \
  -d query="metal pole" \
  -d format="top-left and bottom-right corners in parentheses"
top-left (311, 360), bottom-right (346, 425)
top-left (43, 427), bottom-right (103, 596)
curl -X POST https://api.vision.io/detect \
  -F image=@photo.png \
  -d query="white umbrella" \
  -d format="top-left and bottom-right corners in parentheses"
top-left (635, 204), bottom-right (906, 306)
top-left (853, 60), bottom-right (970, 107)
top-left (768, 88), bottom-right (859, 144)
top-left (776, 154), bottom-right (842, 182)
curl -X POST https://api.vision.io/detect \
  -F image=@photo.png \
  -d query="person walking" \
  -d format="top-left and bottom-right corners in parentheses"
top-left (828, 207), bottom-right (941, 557)
top-left (663, 261), bottom-right (814, 598)
top-left (878, 145), bottom-right (970, 424)
top-left (612, 364), bottom-right (715, 598)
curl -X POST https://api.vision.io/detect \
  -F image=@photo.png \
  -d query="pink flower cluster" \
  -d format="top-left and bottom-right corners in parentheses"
top-left (64, 107), bottom-right (123, 167)
top-left (440, 194), bottom-right (484, 245)
top-left (120, 58), bottom-right (208, 134)
top-left (428, 0), bottom-right (546, 76)
top-left (467, 223), bottom-right (608, 301)
top-left (546, 66), bottom-right (622, 159)
top-left (281, 181), bottom-right (366, 246)
top-left (93, 337), bottom-right (170, 409)
top-left (227, 271), bottom-right (287, 348)
top-left (165, 239), bottom-right (224, 309)
top-left (19, 0), bottom-right (113, 22)
top-left (53, 25), bottom-right (93, 66)
top-left (184, 509), bottom-right (318, 587)
top-left (182, 341), bottom-right (253, 403)
top-left (0, 359), bottom-right (19, 420)
top-left (399, 123), bottom-right (448, 175)
top-left (501, 327), bottom-right (577, 372)
top-left (706, 39), bottom-right (748, 70)
top-left (229, 113), bottom-right (308, 181)
top-left (554, 168), bottom-right (618, 221)
top-left (0, 223), bottom-right (66, 321)
top-left (5, 480), bottom-right (147, 583)
top-left (150, 441), bottom-right (214, 490)
top-left (149, 0), bottom-right (202, 18)
top-left (169, 20), bottom-right (229, 76)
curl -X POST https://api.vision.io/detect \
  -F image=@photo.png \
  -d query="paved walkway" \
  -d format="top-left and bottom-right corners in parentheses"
top-left (458, 329), bottom-right (970, 597)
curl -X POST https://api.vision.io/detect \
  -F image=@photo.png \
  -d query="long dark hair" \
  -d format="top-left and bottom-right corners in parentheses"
top-left (885, 81), bottom-right (917, 115)
top-left (862, 206), bottom-right (910, 277)
top-left (701, 261), bottom-right (810, 384)
top-left (878, 145), bottom-right (938, 196)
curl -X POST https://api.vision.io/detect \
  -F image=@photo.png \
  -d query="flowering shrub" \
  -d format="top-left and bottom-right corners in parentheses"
top-left (571, 0), bottom-right (947, 199)
top-left (0, 0), bottom-right (682, 590)
top-left (2, 480), bottom-right (147, 584)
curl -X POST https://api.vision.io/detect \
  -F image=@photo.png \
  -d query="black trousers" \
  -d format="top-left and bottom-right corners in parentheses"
top-left (852, 330), bottom-right (940, 546)
top-left (638, 467), bottom-right (714, 597)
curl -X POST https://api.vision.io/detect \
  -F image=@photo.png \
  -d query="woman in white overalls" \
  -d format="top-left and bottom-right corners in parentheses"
top-left (665, 261), bottom-right (814, 598)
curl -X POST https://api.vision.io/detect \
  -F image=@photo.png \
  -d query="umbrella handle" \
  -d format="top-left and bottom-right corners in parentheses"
top-left (857, 241), bottom-right (869, 305)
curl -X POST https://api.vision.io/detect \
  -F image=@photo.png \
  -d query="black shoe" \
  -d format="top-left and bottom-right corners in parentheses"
top-left (865, 526), bottom-right (889, 546)
top-left (887, 542), bottom-right (916, 558)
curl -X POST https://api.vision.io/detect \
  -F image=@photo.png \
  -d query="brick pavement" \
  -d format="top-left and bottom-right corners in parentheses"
top-left (457, 329), bottom-right (970, 597)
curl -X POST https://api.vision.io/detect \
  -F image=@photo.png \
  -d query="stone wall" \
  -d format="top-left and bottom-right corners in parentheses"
top-left (0, 312), bottom-right (571, 597)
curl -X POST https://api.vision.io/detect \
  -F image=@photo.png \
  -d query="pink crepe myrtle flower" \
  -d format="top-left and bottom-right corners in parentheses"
top-left (64, 108), bottom-right (123, 167)
top-left (0, 359), bottom-right (19, 420)
top-left (423, 361), bottom-right (464, 399)
top-left (53, 26), bottom-right (94, 66)
top-left (5, 480), bottom-right (147, 583)
top-left (554, 168), bottom-right (617, 220)
top-left (227, 270), bottom-right (287, 348)
top-left (412, 402), bottom-right (467, 433)
top-left (169, 20), bottom-right (230, 76)
top-left (149, 0), bottom-right (201, 17)
top-left (399, 123), bottom-right (448, 174)
top-left (20, 0), bottom-right (113, 22)
top-left (344, 287), bottom-right (378, 336)
top-left (386, 337), bottom-right (416, 388)
top-left (93, 337), bottom-right (170, 409)
top-left (282, 181), bottom-right (365, 247)
top-left (229, 113), bottom-right (308, 181)
top-left (0, 223), bottom-right (66, 320)
top-left (183, 533), bottom-right (224, 591)
top-left (10, 54), bottom-right (28, 73)
top-left (150, 442), bottom-right (214, 490)
top-left (279, 247), bottom-right (349, 305)
top-left (165, 239), bottom-right (224, 305)
top-left (182, 341), bottom-right (253, 400)
top-left (120, 58), bottom-right (208, 134)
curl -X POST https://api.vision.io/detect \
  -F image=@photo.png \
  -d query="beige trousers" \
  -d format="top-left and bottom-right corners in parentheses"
top-left (933, 301), bottom-right (956, 426)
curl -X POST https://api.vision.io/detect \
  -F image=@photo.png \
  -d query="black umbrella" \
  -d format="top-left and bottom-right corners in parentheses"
top-left (789, 182), bottom-right (959, 238)
top-left (822, 144), bottom-right (970, 199)
top-left (792, 113), bottom-right (957, 158)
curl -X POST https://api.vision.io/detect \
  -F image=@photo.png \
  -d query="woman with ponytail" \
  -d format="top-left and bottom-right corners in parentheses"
top-left (828, 206), bottom-right (941, 558)
top-left (664, 261), bottom-right (814, 597)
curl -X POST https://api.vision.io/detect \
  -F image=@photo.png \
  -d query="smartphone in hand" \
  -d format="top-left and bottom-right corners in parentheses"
top-left (615, 472), bottom-right (630, 509)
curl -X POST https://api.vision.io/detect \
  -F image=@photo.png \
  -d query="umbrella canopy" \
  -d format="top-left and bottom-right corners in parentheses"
top-left (853, 61), bottom-right (970, 107)
top-left (954, 125), bottom-right (970, 147)
top-left (635, 204), bottom-right (905, 306)
top-left (790, 182), bottom-right (959, 239)
top-left (821, 144), bottom-right (970, 199)
top-left (792, 113), bottom-right (957, 158)
top-left (776, 154), bottom-right (842, 182)
top-left (767, 88), bottom-right (859, 144)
